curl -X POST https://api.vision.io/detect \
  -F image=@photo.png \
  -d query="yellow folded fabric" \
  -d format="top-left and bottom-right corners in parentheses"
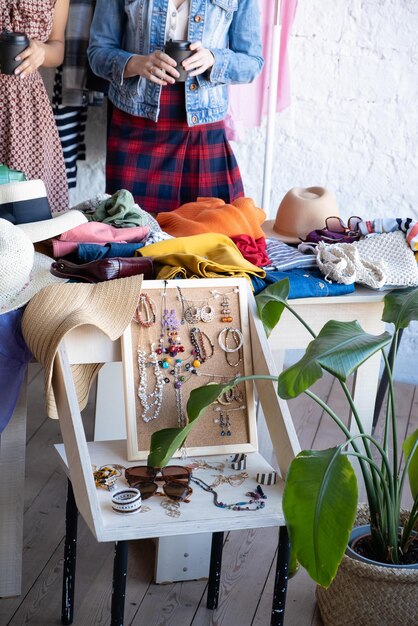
top-left (137, 233), bottom-right (266, 282)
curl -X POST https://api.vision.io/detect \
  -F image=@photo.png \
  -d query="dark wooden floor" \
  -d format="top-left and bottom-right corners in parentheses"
top-left (0, 363), bottom-right (416, 626)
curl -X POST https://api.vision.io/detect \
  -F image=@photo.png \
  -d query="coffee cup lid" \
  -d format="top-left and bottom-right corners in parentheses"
top-left (165, 40), bottom-right (191, 50)
top-left (0, 31), bottom-right (28, 44)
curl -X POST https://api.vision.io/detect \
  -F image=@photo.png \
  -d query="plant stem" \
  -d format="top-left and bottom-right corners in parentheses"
top-left (383, 346), bottom-right (398, 494)
top-left (304, 389), bottom-right (377, 509)
top-left (338, 381), bottom-right (382, 519)
top-left (283, 302), bottom-right (317, 339)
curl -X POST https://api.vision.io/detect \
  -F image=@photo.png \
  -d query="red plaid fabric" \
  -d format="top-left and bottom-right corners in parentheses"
top-left (106, 84), bottom-right (244, 213)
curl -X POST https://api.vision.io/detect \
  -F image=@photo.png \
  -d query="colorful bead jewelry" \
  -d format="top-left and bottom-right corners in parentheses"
top-left (220, 294), bottom-right (233, 323)
top-left (190, 476), bottom-right (266, 511)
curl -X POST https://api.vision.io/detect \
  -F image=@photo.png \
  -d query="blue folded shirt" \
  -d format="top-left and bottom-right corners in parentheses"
top-left (252, 268), bottom-right (356, 298)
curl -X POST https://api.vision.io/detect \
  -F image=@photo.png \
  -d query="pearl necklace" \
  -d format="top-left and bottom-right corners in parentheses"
top-left (137, 344), bottom-right (165, 422)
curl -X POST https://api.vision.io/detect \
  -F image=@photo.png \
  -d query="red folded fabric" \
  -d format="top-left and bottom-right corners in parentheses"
top-left (156, 197), bottom-right (266, 239)
top-left (230, 234), bottom-right (270, 267)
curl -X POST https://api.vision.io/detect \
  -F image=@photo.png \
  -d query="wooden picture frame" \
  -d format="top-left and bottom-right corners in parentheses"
top-left (122, 278), bottom-right (258, 461)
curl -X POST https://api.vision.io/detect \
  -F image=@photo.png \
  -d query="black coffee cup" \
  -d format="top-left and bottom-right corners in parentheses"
top-left (0, 31), bottom-right (29, 75)
top-left (164, 40), bottom-right (192, 82)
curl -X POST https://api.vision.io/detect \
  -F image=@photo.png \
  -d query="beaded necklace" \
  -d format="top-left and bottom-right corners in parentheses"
top-left (190, 476), bottom-right (266, 511)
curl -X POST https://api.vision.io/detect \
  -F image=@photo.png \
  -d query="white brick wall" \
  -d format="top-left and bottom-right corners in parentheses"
top-left (69, 0), bottom-right (418, 382)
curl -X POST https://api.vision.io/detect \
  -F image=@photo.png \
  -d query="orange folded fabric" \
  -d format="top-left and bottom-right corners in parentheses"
top-left (156, 197), bottom-right (266, 239)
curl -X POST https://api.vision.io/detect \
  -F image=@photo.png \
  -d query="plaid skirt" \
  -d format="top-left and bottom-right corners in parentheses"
top-left (106, 84), bottom-right (244, 213)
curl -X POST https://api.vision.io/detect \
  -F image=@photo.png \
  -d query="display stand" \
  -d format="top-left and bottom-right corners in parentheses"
top-left (51, 279), bottom-right (300, 625)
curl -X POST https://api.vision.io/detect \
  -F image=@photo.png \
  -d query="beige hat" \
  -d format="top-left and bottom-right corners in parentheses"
top-left (262, 186), bottom-right (340, 244)
top-left (22, 276), bottom-right (142, 419)
top-left (17, 209), bottom-right (88, 243)
top-left (0, 218), bottom-right (67, 314)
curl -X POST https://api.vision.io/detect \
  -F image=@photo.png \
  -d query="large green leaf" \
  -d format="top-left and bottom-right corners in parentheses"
top-left (403, 428), bottom-right (418, 499)
top-left (382, 288), bottom-right (418, 330)
top-left (278, 320), bottom-right (391, 399)
top-left (147, 382), bottom-right (233, 467)
top-left (283, 448), bottom-right (358, 588)
top-left (255, 278), bottom-right (290, 337)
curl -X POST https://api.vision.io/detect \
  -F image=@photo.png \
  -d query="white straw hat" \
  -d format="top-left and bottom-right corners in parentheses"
top-left (0, 218), bottom-right (67, 314)
top-left (17, 209), bottom-right (88, 243)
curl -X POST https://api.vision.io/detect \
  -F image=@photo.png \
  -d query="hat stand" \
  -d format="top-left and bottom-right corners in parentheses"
top-left (262, 0), bottom-right (282, 218)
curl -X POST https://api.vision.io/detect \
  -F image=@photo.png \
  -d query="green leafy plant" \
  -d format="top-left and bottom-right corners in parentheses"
top-left (148, 279), bottom-right (418, 588)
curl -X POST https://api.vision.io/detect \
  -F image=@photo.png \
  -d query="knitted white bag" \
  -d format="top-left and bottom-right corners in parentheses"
top-left (315, 231), bottom-right (418, 289)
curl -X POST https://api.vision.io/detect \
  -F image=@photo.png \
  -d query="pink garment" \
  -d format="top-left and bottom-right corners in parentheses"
top-left (226, 0), bottom-right (298, 140)
top-left (51, 222), bottom-right (149, 257)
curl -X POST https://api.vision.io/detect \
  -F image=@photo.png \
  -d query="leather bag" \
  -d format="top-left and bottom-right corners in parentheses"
top-left (50, 257), bottom-right (155, 283)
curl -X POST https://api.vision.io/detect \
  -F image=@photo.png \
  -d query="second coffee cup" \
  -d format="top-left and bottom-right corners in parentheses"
top-left (164, 40), bottom-right (192, 82)
top-left (0, 31), bottom-right (29, 75)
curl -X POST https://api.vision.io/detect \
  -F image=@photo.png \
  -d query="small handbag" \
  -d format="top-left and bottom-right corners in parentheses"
top-left (50, 256), bottom-right (155, 283)
top-left (0, 163), bottom-right (27, 185)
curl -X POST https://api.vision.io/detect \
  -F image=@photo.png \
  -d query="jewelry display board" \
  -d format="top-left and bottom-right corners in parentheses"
top-left (122, 278), bottom-right (257, 461)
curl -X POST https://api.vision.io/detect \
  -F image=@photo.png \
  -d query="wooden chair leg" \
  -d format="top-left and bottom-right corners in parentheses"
top-left (111, 540), bottom-right (129, 626)
top-left (207, 531), bottom-right (224, 610)
top-left (271, 526), bottom-right (290, 626)
top-left (61, 480), bottom-right (78, 625)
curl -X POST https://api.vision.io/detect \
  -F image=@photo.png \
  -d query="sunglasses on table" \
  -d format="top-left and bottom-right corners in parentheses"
top-left (125, 465), bottom-right (192, 502)
top-left (325, 215), bottom-right (362, 235)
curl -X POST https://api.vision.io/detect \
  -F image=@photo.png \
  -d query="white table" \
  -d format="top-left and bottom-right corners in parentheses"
top-left (0, 287), bottom-right (387, 597)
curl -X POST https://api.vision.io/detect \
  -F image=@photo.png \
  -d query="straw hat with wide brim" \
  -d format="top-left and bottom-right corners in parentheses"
top-left (22, 276), bottom-right (142, 419)
top-left (262, 186), bottom-right (340, 244)
top-left (0, 218), bottom-right (67, 314)
top-left (17, 209), bottom-right (88, 243)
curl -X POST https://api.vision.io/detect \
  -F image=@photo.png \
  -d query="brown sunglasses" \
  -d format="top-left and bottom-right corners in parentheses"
top-left (325, 215), bottom-right (362, 234)
top-left (125, 465), bottom-right (192, 502)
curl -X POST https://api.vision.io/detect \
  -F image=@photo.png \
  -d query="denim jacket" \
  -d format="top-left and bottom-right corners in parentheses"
top-left (88, 0), bottom-right (264, 126)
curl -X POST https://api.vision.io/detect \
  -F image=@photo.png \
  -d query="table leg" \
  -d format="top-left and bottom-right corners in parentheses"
top-left (111, 540), bottom-right (129, 626)
top-left (207, 532), bottom-right (224, 610)
top-left (271, 526), bottom-right (290, 626)
top-left (61, 480), bottom-right (78, 625)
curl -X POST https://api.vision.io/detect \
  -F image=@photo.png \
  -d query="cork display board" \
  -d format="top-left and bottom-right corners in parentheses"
top-left (122, 278), bottom-right (258, 460)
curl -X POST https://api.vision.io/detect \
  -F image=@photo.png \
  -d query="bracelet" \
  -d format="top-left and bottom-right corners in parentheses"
top-left (256, 472), bottom-right (277, 485)
top-left (111, 488), bottom-right (142, 514)
top-left (218, 328), bottom-right (244, 353)
top-left (134, 293), bottom-right (156, 327)
top-left (230, 453), bottom-right (247, 470)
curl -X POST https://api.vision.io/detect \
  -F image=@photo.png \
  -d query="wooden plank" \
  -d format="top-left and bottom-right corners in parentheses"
top-left (253, 565), bottom-right (320, 626)
top-left (192, 527), bottom-right (277, 626)
top-left (0, 374), bottom-right (27, 597)
top-left (73, 538), bottom-right (155, 625)
top-left (0, 469), bottom-right (67, 621)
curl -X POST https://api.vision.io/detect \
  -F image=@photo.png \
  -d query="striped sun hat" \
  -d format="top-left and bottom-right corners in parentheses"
top-left (0, 179), bottom-right (88, 242)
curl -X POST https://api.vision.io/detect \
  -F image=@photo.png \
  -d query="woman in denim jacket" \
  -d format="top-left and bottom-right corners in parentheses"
top-left (88, 0), bottom-right (263, 214)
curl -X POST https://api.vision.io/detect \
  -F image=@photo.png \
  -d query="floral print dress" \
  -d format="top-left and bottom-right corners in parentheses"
top-left (0, 0), bottom-right (68, 213)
